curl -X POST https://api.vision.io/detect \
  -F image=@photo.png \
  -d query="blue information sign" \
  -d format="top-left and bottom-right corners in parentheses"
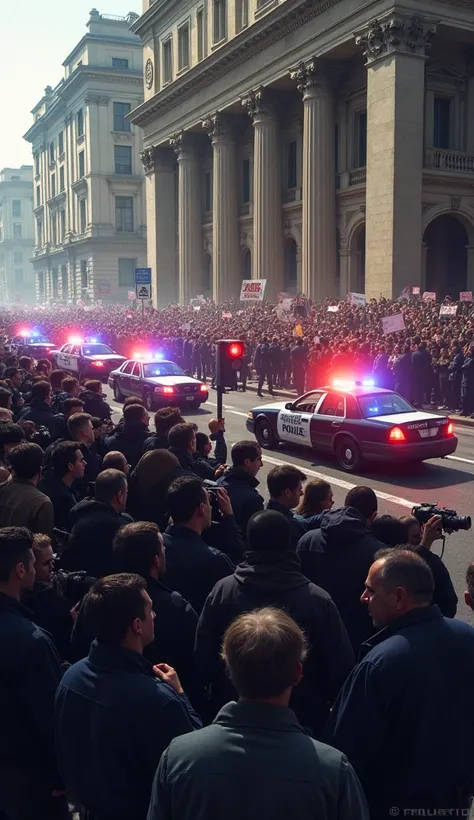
top-left (135, 267), bottom-right (152, 285)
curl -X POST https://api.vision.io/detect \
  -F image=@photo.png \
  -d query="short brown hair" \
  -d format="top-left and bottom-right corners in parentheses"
top-left (33, 533), bottom-right (52, 552)
top-left (84, 380), bottom-right (102, 394)
top-left (267, 465), bottom-right (306, 499)
top-left (67, 412), bottom-right (92, 440)
top-left (83, 573), bottom-right (147, 646)
top-left (30, 381), bottom-right (51, 402)
top-left (61, 376), bottom-right (79, 393)
top-left (123, 395), bottom-right (144, 408)
top-left (124, 403), bottom-right (147, 423)
top-left (221, 607), bottom-right (308, 699)
top-left (154, 407), bottom-right (184, 435)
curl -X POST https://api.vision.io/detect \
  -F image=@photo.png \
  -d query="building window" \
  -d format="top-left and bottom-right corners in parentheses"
top-left (77, 109), bottom-right (84, 137)
top-left (60, 208), bottom-right (66, 240)
top-left (356, 111), bottom-right (367, 167)
top-left (49, 141), bottom-right (55, 163)
top-left (61, 265), bottom-right (68, 297)
top-left (79, 199), bottom-right (87, 233)
top-left (113, 102), bottom-right (131, 132)
top-left (204, 171), bottom-right (212, 212)
top-left (80, 259), bottom-right (88, 290)
top-left (112, 57), bottom-right (129, 68)
top-left (59, 166), bottom-right (65, 191)
top-left (162, 39), bottom-right (173, 85)
top-left (118, 257), bottom-right (136, 286)
top-left (12, 200), bottom-right (21, 217)
top-left (36, 218), bottom-right (42, 247)
top-left (114, 145), bottom-right (132, 175)
top-left (14, 252), bottom-right (23, 265)
top-left (52, 213), bottom-right (57, 246)
top-left (115, 196), bottom-right (133, 232)
top-left (78, 151), bottom-right (85, 179)
top-left (287, 141), bottom-right (297, 188)
top-left (14, 269), bottom-right (24, 286)
top-left (242, 158), bottom-right (250, 203)
top-left (13, 223), bottom-right (22, 239)
top-left (178, 23), bottom-right (190, 71)
top-left (434, 97), bottom-right (451, 150)
top-left (58, 131), bottom-right (64, 155)
top-left (213, 0), bottom-right (226, 43)
top-left (197, 8), bottom-right (205, 61)
top-left (51, 173), bottom-right (56, 198)
top-left (36, 185), bottom-right (41, 207)
top-left (236, 0), bottom-right (248, 31)
top-left (35, 154), bottom-right (40, 176)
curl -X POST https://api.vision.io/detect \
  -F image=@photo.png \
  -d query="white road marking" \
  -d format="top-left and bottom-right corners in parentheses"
top-left (446, 455), bottom-right (474, 466)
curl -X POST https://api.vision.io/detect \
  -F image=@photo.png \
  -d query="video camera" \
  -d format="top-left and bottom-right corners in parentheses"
top-left (412, 504), bottom-right (471, 533)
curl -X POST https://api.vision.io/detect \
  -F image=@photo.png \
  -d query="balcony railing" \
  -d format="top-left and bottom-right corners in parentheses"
top-left (349, 168), bottom-right (366, 185)
top-left (424, 149), bottom-right (474, 174)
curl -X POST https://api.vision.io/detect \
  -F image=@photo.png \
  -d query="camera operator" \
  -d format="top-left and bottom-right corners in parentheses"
top-left (400, 514), bottom-right (458, 618)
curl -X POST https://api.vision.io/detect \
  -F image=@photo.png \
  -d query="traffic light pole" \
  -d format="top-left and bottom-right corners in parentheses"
top-left (217, 386), bottom-right (223, 421)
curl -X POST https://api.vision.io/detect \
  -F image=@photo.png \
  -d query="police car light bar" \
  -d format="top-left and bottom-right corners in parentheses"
top-left (68, 336), bottom-right (83, 345)
top-left (332, 378), bottom-right (376, 388)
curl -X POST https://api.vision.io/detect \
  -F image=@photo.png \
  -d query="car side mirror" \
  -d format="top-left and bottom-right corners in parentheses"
top-left (285, 402), bottom-right (294, 411)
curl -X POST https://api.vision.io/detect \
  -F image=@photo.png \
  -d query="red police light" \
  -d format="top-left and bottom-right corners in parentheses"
top-left (92, 360), bottom-right (104, 368)
top-left (229, 342), bottom-right (244, 358)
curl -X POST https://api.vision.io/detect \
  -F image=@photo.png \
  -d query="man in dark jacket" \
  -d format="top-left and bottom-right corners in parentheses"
top-left (149, 607), bottom-right (367, 820)
top-left (297, 486), bottom-right (385, 650)
top-left (0, 526), bottom-right (67, 820)
top-left (448, 342), bottom-right (464, 411)
top-left (411, 340), bottom-right (432, 407)
top-left (194, 432), bottom-right (226, 480)
top-left (105, 403), bottom-right (149, 470)
top-left (461, 344), bottom-right (474, 416)
top-left (162, 476), bottom-right (234, 613)
top-left (18, 380), bottom-right (57, 436)
top-left (325, 550), bottom-right (474, 817)
top-left (144, 407), bottom-right (184, 452)
top-left (62, 469), bottom-right (131, 578)
top-left (266, 464), bottom-right (307, 549)
top-left (38, 441), bottom-right (85, 531)
top-left (79, 379), bottom-right (112, 419)
top-left (290, 338), bottom-right (307, 395)
top-left (167, 421), bottom-right (199, 474)
top-left (217, 440), bottom-right (264, 540)
top-left (393, 343), bottom-right (413, 401)
top-left (254, 337), bottom-right (273, 396)
top-left (55, 573), bottom-right (201, 820)
top-left (196, 510), bottom-right (354, 734)
top-left (52, 396), bottom-right (85, 442)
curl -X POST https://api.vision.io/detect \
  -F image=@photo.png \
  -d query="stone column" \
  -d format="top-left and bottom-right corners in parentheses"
top-left (355, 14), bottom-right (435, 299)
top-left (466, 246), bottom-right (474, 292)
top-left (241, 88), bottom-right (283, 301)
top-left (421, 241), bottom-right (428, 292)
top-left (290, 62), bottom-right (337, 301)
top-left (202, 113), bottom-right (239, 302)
top-left (170, 132), bottom-right (202, 305)
top-left (339, 248), bottom-right (351, 296)
top-left (140, 146), bottom-right (178, 308)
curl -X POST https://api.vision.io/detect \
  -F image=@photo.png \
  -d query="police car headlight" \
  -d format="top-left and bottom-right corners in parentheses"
top-left (247, 412), bottom-right (253, 419)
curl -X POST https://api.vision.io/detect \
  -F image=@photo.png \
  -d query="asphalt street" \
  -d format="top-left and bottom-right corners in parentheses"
top-left (104, 383), bottom-right (474, 627)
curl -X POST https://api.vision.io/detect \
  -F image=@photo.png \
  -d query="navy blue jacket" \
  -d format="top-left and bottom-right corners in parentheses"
top-left (216, 468), bottom-right (264, 541)
top-left (266, 499), bottom-right (306, 550)
top-left (18, 399), bottom-right (56, 436)
top-left (105, 421), bottom-right (150, 470)
top-left (324, 606), bottom-right (474, 816)
top-left (55, 641), bottom-right (201, 820)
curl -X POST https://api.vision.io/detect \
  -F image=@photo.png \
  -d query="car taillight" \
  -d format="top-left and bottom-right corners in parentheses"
top-left (92, 361), bottom-right (104, 368)
top-left (200, 384), bottom-right (208, 392)
top-left (162, 386), bottom-right (174, 395)
top-left (389, 426), bottom-right (406, 442)
top-left (447, 422), bottom-right (454, 436)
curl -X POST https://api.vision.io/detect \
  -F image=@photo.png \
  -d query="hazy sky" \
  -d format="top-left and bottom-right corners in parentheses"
top-left (0, 0), bottom-right (140, 169)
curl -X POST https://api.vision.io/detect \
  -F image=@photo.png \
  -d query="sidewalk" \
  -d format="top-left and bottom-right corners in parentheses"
top-left (243, 380), bottom-right (474, 429)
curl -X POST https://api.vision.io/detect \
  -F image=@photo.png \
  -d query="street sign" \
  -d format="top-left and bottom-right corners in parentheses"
top-left (137, 284), bottom-right (151, 300)
top-left (135, 267), bottom-right (152, 285)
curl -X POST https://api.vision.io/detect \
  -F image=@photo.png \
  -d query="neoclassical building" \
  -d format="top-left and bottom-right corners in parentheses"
top-left (130, 0), bottom-right (474, 306)
top-left (0, 166), bottom-right (35, 304)
top-left (24, 9), bottom-right (147, 304)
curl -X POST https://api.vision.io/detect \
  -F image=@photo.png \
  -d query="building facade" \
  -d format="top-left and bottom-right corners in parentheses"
top-left (0, 167), bottom-right (35, 304)
top-left (130, 0), bottom-right (474, 306)
top-left (24, 9), bottom-right (147, 305)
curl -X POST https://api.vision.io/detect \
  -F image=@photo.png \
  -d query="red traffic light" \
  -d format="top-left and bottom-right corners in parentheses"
top-left (229, 342), bottom-right (244, 358)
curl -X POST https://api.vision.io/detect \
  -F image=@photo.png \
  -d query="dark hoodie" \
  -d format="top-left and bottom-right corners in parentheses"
top-left (216, 467), bottom-right (264, 540)
top-left (297, 507), bottom-right (385, 651)
top-left (23, 580), bottom-right (74, 661)
top-left (195, 550), bottom-right (354, 734)
top-left (104, 421), bottom-right (149, 470)
top-left (61, 499), bottom-right (132, 578)
top-left (79, 389), bottom-right (111, 420)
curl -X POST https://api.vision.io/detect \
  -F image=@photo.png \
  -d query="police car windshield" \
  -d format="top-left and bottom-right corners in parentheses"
top-left (143, 362), bottom-right (184, 378)
top-left (82, 344), bottom-right (113, 355)
top-left (358, 393), bottom-right (414, 418)
top-left (27, 338), bottom-right (51, 345)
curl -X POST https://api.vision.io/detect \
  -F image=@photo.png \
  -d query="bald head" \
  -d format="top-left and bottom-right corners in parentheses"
top-left (103, 451), bottom-right (129, 475)
top-left (361, 549), bottom-right (434, 628)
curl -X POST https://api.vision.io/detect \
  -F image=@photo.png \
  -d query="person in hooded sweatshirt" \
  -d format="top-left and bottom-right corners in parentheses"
top-left (297, 486), bottom-right (385, 652)
top-left (79, 379), bottom-right (112, 420)
top-left (195, 510), bottom-right (354, 734)
top-left (104, 403), bottom-right (150, 470)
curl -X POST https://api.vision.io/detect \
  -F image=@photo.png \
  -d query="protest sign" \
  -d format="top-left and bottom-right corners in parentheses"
top-left (327, 305), bottom-right (339, 313)
top-left (381, 313), bottom-right (406, 335)
top-left (422, 291), bottom-right (436, 301)
top-left (349, 292), bottom-right (366, 307)
top-left (460, 291), bottom-right (473, 302)
top-left (240, 279), bottom-right (266, 301)
top-left (439, 305), bottom-right (458, 317)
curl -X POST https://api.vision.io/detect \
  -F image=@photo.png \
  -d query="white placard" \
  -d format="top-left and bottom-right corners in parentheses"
top-left (460, 291), bottom-right (473, 302)
top-left (327, 305), bottom-right (339, 313)
top-left (313, 336), bottom-right (320, 344)
top-left (181, 322), bottom-right (191, 331)
top-left (222, 312), bottom-right (232, 319)
top-left (128, 291), bottom-right (136, 301)
top-left (412, 287), bottom-right (421, 295)
top-left (381, 313), bottom-right (406, 335)
top-left (349, 292), bottom-right (366, 306)
top-left (240, 279), bottom-right (267, 302)
top-left (439, 305), bottom-right (458, 317)
top-left (422, 291), bottom-right (436, 301)
top-left (193, 305), bottom-right (201, 311)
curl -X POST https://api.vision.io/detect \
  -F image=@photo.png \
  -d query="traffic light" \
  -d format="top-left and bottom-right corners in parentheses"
top-left (216, 339), bottom-right (245, 390)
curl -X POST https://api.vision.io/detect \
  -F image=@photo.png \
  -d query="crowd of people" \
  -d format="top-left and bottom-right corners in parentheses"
top-left (0, 299), bottom-right (474, 820)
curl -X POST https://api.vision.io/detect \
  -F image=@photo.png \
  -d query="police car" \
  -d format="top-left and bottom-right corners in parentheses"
top-left (51, 339), bottom-right (126, 381)
top-left (108, 357), bottom-right (209, 411)
top-left (7, 334), bottom-right (57, 359)
top-left (246, 381), bottom-right (458, 472)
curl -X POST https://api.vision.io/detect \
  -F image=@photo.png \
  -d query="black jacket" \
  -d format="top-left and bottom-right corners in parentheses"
top-left (42, 441), bottom-right (100, 498)
top-left (62, 499), bottom-right (132, 578)
top-left (79, 389), bottom-right (112, 420)
top-left (144, 433), bottom-right (169, 452)
top-left (192, 452), bottom-right (218, 480)
top-left (22, 581), bottom-right (74, 661)
top-left (162, 524), bottom-right (234, 613)
top-left (168, 446), bottom-right (198, 474)
top-left (216, 468), bottom-right (264, 540)
top-left (104, 421), bottom-right (149, 470)
top-left (55, 641), bottom-right (201, 820)
top-left (18, 399), bottom-right (56, 436)
top-left (0, 592), bottom-right (62, 789)
top-left (416, 545), bottom-right (457, 618)
top-left (195, 550), bottom-right (354, 734)
top-left (297, 507), bottom-right (385, 650)
top-left (38, 472), bottom-right (80, 531)
top-left (266, 499), bottom-right (306, 550)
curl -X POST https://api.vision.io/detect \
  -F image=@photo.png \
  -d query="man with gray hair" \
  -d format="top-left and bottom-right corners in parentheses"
top-left (325, 549), bottom-right (474, 818)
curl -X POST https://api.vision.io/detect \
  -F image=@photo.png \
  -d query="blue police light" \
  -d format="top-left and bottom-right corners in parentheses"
top-left (153, 352), bottom-right (164, 360)
top-left (32, 331), bottom-right (39, 338)
top-left (362, 378), bottom-right (375, 387)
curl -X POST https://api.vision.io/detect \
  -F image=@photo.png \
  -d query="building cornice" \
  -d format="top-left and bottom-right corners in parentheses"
top-left (130, 0), bottom-right (342, 127)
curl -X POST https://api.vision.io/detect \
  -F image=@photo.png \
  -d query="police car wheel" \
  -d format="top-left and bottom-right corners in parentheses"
top-left (335, 436), bottom-right (362, 473)
top-left (255, 418), bottom-right (277, 449)
top-left (113, 380), bottom-right (123, 402)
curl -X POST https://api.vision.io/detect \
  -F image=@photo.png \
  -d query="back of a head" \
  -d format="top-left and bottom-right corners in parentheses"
top-left (375, 548), bottom-right (434, 605)
top-left (231, 440), bottom-right (260, 468)
top-left (167, 474), bottom-right (205, 523)
top-left (221, 607), bottom-right (308, 699)
top-left (372, 515), bottom-right (409, 548)
top-left (154, 406), bottom-right (184, 436)
top-left (168, 422), bottom-right (195, 450)
top-left (84, 573), bottom-right (147, 646)
top-left (123, 403), bottom-right (146, 424)
top-left (344, 485), bottom-right (377, 520)
top-left (0, 526), bottom-right (34, 583)
top-left (103, 451), bottom-right (127, 472)
top-left (133, 449), bottom-right (179, 489)
top-left (0, 422), bottom-right (25, 448)
top-left (9, 442), bottom-right (44, 481)
top-left (247, 510), bottom-right (291, 552)
top-left (195, 432), bottom-right (209, 454)
top-left (63, 398), bottom-right (84, 417)
top-left (123, 395), bottom-right (144, 409)
top-left (94, 468), bottom-right (127, 504)
top-left (84, 380), bottom-right (102, 394)
top-left (0, 387), bottom-right (12, 408)
top-left (31, 380), bottom-right (51, 403)
top-left (61, 376), bottom-right (78, 393)
top-left (67, 412), bottom-right (92, 440)
top-left (114, 521), bottom-right (161, 578)
top-left (50, 369), bottom-right (66, 389)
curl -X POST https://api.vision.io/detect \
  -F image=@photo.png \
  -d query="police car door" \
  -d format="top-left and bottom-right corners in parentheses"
top-left (56, 344), bottom-right (73, 370)
top-left (277, 392), bottom-right (325, 446)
